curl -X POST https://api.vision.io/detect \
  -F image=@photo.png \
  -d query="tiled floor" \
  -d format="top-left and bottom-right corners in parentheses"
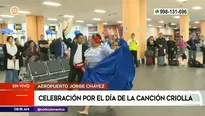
top-left (0, 55), bottom-right (205, 116)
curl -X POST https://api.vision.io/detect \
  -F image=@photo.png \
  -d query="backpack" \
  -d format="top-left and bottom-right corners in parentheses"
top-left (145, 50), bottom-right (154, 57)
top-left (49, 42), bottom-right (55, 54)
top-left (169, 60), bottom-right (179, 66)
top-left (188, 59), bottom-right (204, 68)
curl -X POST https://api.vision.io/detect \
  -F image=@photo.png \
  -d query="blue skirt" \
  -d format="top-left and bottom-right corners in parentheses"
top-left (82, 39), bottom-right (136, 90)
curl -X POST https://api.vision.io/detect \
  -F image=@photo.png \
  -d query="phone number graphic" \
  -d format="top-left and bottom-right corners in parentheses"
top-left (154, 8), bottom-right (188, 15)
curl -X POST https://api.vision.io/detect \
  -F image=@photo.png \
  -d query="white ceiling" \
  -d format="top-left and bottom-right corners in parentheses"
top-left (0, 0), bottom-right (204, 28)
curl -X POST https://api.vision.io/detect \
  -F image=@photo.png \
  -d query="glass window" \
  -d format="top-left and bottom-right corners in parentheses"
top-left (8, 24), bottom-right (14, 30)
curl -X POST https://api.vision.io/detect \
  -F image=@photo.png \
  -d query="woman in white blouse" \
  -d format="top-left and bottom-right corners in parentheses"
top-left (79, 33), bottom-right (113, 114)
top-left (3, 36), bottom-right (20, 82)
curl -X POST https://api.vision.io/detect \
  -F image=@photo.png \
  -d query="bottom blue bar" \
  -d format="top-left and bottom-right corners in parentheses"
top-left (0, 107), bottom-right (68, 112)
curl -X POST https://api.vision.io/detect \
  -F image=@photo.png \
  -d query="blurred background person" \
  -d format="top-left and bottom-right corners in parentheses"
top-left (176, 36), bottom-right (187, 65)
top-left (83, 36), bottom-right (89, 46)
top-left (199, 35), bottom-right (205, 65)
top-left (147, 36), bottom-right (156, 65)
top-left (49, 39), bottom-right (56, 56)
top-left (156, 33), bottom-right (167, 66)
top-left (24, 37), bottom-right (32, 51)
top-left (128, 33), bottom-right (139, 67)
top-left (26, 41), bottom-right (39, 66)
top-left (111, 39), bottom-right (119, 51)
top-left (186, 34), bottom-right (197, 61)
top-left (54, 37), bottom-right (65, 59)
top-left (14, 38), bottom-right (24, 71)
top-left (104, 35), bottom-right (111, 47)
top-left (167, 37), bottom-right (176, 62)
top-left (38, 35), bottom-right (49, 61)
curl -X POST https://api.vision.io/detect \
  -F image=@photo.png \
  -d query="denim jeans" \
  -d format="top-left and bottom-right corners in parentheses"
top-left (5, 70), bottom-right (19, 83)
top-left (176, 48), bottom-right (185, 59)
top-left (188, 50), bottom-right (197, 60)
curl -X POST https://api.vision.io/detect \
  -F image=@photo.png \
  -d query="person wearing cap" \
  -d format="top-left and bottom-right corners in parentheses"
top-left (127, 33), bottom-right (139, 67)
top-left (78, 33), bottom-right (135, 115)
top-left (63, 30), bottom-right (88, 83)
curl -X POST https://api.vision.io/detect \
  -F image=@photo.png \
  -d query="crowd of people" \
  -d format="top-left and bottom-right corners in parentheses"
top-left (2, 30), bottom-right (137, 114)
top-left (3, 31), bottom-right (205, 84)
top-left (4, 30), bottom-right (205, 114)
top-left (2, 30), bottom-right (134, 79)
top-left (146, 33), bottom-right (205, 66)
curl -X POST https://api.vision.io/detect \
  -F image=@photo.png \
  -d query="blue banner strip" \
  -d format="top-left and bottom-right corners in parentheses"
top-left (0, 107), bottom-right (68, 112)
top-left (0, 107), bottom-right (34, 112)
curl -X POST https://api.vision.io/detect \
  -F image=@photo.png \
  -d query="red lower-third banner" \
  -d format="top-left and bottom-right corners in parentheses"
top-left (0, 91), bottom-right (34, 106)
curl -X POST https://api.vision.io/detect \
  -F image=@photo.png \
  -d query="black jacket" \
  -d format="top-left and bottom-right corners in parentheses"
top-left (167, 40), bottom-right (176, 51)
top-left (63, 32), bottom-right (88, 66)
top-left (16, 44), bottom-right (24, 67)
top-left (3, 44), bottom-right (20, 70)
top-left (186, 39), bottom-right (197, 51)
top-left (155, 38), bottom-right (167, 56)
top-left (147, 40), bottom-right (156, 51)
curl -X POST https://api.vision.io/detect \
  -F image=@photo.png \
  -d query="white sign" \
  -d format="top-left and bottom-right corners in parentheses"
top-left (154, 8), bottom-right (188, 15)
top-left (34, 91), bottom-right (202, 106)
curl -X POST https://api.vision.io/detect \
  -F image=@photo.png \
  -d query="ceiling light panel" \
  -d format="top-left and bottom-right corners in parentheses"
top-left (117, 21), bottom-right (123, 23)
top-left (159, 21), bottom-right (164, 23)
top-left (173, 16), bottom-right (180, 19)
top-left (147, 18), bottom-right (152, 21)
top-left (43, 2), bottom-right (61, 6)
top-left (176, 0), bottom-right (187, 2)
top-left (0, 15), bottom-right (14, 18)
top-left (64, 15), bottom-right (74, 18)
top-left (87, 24), bottom-right (93, 26)
top-left (103, 23), bottom-right (108, 25)
top-left (19, 11), bottom-right (30, 14)
top-left (94, 10), bottom-right (106, 13)
top-left (192, 6), bottom-right (202, 10)
top-left (92, 18), bottom-right (101, 21)
top-left (47, 18), bottom-right (57, 21)
top-left (76, 20), bottom-right (84, 23)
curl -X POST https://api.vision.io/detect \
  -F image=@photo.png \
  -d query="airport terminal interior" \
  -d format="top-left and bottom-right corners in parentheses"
top-left (0, 0), bottom-right (205, 116)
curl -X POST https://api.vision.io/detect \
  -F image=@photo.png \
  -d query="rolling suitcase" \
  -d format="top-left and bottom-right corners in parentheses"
top-left (146, 56), bottom-right (153, 65)
top-left (158, 56), bottom-right (165, 66)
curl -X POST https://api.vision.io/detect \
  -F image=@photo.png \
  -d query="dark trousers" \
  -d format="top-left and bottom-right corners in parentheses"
top-left (68, 65), bottom-right (83, 82)
top-left (168, 50), bottom-right (174, 61)
top-left (130, 50), bottom-right (138, 66)
top-left (203, 51), bottom-right (205, 64)
top-left (152, 50), bottom-right (156, 65)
